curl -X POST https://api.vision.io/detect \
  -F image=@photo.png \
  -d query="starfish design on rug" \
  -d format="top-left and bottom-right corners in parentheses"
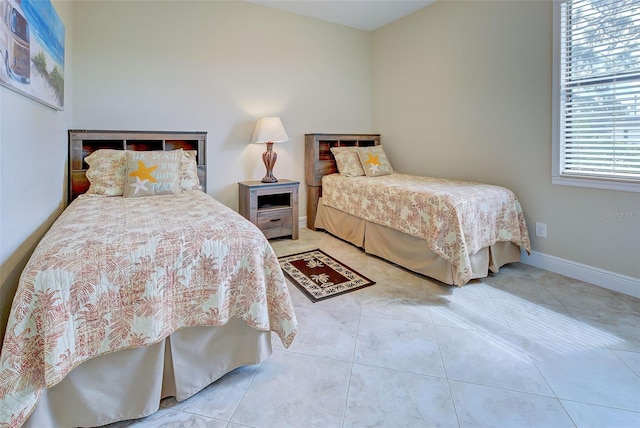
top-left (129, 177), bottom-right (149, 194)
top-left (129, 160), bottom-right (158, 182)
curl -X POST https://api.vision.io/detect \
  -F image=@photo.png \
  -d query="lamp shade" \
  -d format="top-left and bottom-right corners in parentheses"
top-left (250, 117), bottom-right (289, 144)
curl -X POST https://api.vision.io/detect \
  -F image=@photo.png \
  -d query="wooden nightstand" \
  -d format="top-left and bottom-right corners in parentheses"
top-left (238, 179), bottom-right (299, 240)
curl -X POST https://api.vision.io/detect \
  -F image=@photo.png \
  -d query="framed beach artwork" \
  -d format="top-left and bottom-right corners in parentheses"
top-left (0, 0), bottom-right (64, 110)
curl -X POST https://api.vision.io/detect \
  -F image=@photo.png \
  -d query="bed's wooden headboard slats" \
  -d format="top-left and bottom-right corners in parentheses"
top-left (304, 133), bottom-right (380, 230)
top-left (68, 130), bottom-right (207, 205)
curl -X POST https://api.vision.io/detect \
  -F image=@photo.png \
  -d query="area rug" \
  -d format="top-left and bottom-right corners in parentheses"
top-left (279, 249), bottom-right (375, 302)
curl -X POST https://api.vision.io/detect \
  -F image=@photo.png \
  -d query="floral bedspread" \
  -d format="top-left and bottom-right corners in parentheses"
top-left (322, 173), bottom-right (531, 284)
top-left (0, 191), bottom-right (297, 427)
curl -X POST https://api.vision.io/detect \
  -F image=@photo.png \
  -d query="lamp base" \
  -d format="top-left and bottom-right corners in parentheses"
top-left (261, 142), bottom-right (278, 183)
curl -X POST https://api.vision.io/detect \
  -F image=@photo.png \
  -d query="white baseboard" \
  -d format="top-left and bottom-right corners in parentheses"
top-left (520, 250), bottom-right (640, 299)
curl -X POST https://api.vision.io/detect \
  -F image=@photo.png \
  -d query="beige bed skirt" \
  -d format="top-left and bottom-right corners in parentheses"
top-left (315, 200), bottom-right (521, 285)
top-left (24, 319), bottom-right (272, 428)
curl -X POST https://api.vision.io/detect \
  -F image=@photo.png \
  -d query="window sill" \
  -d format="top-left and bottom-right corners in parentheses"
top-left (552, 175), bottom-right (640, 193)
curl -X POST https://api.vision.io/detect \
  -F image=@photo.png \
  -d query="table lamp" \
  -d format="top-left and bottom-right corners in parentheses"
top-left (251, 117), bottom-right (289, 183)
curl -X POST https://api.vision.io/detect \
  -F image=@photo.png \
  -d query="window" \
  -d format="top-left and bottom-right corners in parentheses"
top-left (552, 0), bottom-right (640, 192)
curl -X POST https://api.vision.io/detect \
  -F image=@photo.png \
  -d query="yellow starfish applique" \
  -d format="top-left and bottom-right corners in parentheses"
top-left (364, 153), bottom-right (380, 166)
top-left (129, 160), bottom-right (158, 183)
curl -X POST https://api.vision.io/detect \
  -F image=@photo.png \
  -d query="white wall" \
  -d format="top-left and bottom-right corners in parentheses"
top-left (71, 0), bottom-right (372, 209)
top-left (372, 0), bottom-right (640, 284)
top-left (0, 1), bottom-right (74, 342)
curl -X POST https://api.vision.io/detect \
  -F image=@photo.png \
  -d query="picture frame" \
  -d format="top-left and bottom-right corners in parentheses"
top-left (0, 0), bottom-right (64, 110)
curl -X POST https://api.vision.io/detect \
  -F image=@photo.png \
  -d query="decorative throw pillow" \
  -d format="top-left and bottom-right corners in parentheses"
top-left (330, 147), bottom-right (365, 177)
top-left (180, 150), bottom-right (202, 191)
top-left (357, 145), bottom-right (394, 177)
top-left (85, 149), bottom-right (126, 196)
top-left (124, 149), bottom-right (183, 198)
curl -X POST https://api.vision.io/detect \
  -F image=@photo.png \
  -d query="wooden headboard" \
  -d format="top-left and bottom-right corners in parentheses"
top-left (68, 129), bottom-right (207, 205)
top-left (304, 133), bottom-right (380, 230)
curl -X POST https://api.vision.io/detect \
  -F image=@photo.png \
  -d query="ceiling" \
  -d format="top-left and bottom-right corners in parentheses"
top-left (246, 0), bottom-right (436, 31)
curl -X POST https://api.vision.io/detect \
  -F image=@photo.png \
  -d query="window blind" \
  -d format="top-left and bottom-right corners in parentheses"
top-left (558, 0), bottom-right (640, 182)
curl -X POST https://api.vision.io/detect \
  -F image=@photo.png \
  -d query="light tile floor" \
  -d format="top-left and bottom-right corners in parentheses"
top-left (110, 228), bottom-right (640, 428)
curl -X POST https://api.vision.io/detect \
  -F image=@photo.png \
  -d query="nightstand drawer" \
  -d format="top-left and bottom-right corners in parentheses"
top-left (257, 209), bottom-right (293, 232)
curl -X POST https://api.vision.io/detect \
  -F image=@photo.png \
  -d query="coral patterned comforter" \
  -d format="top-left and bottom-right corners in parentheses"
top-left (322, 173), bottom-right (531, 285)
top-left (0, 191), bottom-right (297, 427)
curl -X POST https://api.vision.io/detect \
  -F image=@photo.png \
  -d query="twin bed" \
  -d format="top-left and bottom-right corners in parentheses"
top-left (0, 130), bottom-right (297, 427)
top-left (305, 133), bottom-right (531, 286)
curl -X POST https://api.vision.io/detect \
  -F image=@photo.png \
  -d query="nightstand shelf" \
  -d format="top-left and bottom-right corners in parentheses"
top-left (239, 180), bottom-right (299, 240)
